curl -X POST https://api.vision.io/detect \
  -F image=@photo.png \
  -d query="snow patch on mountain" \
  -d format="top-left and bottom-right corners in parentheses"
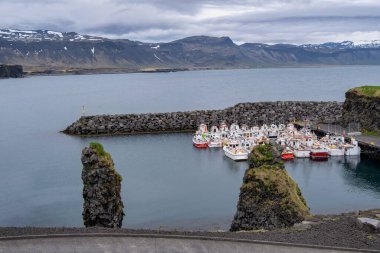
top-left (301, 40), bottom-right (380, 49)
top-left (0, 29), bottom-right (104, 42)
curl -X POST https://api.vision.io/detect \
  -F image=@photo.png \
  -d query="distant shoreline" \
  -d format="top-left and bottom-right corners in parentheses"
top-left (21, 64), bottom-right (380, 78)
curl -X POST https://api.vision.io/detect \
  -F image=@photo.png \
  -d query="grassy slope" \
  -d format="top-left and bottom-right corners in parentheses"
top-left (349, 86), bottom-right (380, 97)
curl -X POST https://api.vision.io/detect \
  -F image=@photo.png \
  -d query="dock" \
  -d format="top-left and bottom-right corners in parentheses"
top-left (295, 122), bottom-right (380, 162)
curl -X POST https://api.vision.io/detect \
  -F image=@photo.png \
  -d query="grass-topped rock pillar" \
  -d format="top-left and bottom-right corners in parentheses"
top-left (341, 86), bottom-right (380, 134)
top-left (81, 142), bottom-right (124, 228)
top-left (230, 144), bottom-right (309, 231)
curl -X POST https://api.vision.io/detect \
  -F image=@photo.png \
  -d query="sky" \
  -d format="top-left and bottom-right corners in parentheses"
top-left (1, 0), bottom-right (380, 44)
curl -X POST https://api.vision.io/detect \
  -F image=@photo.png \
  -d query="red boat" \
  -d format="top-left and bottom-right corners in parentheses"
top-left (281, 149), bottom-right (294, 160)
top-left (192, 135), bottom-right (208, 148)
top-left (310, 149), bottom-right (329, 161)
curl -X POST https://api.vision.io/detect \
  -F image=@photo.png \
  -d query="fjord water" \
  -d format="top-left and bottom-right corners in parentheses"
top-left (0, 67), bottom-right (380, 229)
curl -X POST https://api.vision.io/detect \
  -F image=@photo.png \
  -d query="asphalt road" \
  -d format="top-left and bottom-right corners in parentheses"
top-left (0, 234), bottom-right (377, 253)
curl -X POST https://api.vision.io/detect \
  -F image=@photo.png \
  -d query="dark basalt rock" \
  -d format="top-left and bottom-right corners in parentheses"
top-left (230, 144), bottom-right (309, 231)
top-left (81, 142), bottom-right (124, 228)
top-left (341, 87), bottom-right (380, 133)
top-left (0, 64), bottom-right (23, 78)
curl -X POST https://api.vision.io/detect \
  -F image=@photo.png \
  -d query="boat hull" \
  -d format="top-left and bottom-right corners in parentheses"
top-left (223, 148), bottom-right (248, 161)
top-left (193, 142), bottom-right (208, 148)
top-left (310, 151), bottom-right (329, 160)
top-left (281, 153), bottom-right (294, 160)
top-left (294, 150), bottom-right (310, 158)
top-left (328, 149), bottom-right (345, 156)
top-left (208, 142), bottom-right (223, 148)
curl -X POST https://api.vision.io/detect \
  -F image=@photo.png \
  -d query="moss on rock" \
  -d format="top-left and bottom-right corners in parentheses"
top-left (230, 144), bottom-right (309, 231)
top-left (349, 86), bottom-right (380, 98)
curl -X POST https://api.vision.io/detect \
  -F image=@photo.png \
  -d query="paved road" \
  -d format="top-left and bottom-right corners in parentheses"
top-left (0, 234), bottom-right (377, 253)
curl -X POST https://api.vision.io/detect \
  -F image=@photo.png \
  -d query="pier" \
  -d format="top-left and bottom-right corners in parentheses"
top-left (295, 123), bottom-right (380, 162)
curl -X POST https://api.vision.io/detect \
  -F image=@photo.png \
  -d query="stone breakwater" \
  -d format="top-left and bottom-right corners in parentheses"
top-left (63, 101), bottom-right (343, 136)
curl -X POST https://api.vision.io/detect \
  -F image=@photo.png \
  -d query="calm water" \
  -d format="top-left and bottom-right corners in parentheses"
top-left (0, 67), bottom-right (380, 230)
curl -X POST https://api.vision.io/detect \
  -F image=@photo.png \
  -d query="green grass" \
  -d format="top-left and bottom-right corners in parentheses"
top-left (89, 142), bottom-right (123, 182)
top-left (362, 129), bottom-right (379, 137)
top-left (350, 86), bottom-right (380, 97)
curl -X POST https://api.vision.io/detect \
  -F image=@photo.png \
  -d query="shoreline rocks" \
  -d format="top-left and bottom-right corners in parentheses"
top-left (0, 64), bottom-right (23, 78)
top-left (81, 142), bottom-right (124, 228)
top-left (64, 101), bottom-right (343, 136)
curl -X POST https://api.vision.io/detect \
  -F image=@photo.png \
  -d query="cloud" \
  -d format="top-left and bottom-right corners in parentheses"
top-left (0, 0), bottom-right (380, 44)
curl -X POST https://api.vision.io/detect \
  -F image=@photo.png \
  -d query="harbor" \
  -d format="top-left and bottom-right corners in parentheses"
top-left (192, 122), bottom-right (362, 162)
top-left (0, 69), bottom-right (379, 230)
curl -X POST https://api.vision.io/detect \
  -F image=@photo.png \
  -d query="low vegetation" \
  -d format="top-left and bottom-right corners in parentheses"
top-left (350, 86), bottom-right (380, 97)
top-left (89, 142), bottom-right (122, 182)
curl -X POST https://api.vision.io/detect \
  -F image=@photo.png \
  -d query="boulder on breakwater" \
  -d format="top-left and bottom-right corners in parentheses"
top-left (64, 101), bottom-right (342, 136)
top-left (341, 86), bottom-right (380, 133)
top-left (0, 64), bottom-right (23, 78)
top-left (81, 142), bottom-right (124, 228)
top-left (230, 144), bottom-right (310, 231)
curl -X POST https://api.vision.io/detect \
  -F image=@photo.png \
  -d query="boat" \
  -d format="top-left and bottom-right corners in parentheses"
top-left (326, 144), bottom-right (345, 156)
top-left (310, 143), bottom-right (329, 160)
top-left (223, 141), bottom-right (249, 161)
top-left (240, 138), bottom-right (256, 151)
top-left (293, 148), bottom-right (310, 158)
top-left (281, 148), bottom-right (294, 160)
top-left (208, 137), bottom-right (223, 148)
top-left (268, 124), bottom-right (278, 139)
top-left (344, 138), bottom-right (361, 156)
top-left (192, 133), bottom-right (208, 148)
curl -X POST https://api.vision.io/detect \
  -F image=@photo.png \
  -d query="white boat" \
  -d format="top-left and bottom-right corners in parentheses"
top-left (344, 138), bottom-right (361, 156)
top-left (268, 124), bottom-right (278, 139)
top-left (209, 126), bottom-right (221, 138)
top-left (240, 139), bottom-right (256, 151)
top-left (223, 141), bottom-right (249, 161)
top-left (294, 149), bottom-right (311, 158)
top-left (198, 123), bottom-right (208, 133)
top-left (208, 137), bottom-right (223, 148)
top-left (326, 144), bottom-right (345, 156)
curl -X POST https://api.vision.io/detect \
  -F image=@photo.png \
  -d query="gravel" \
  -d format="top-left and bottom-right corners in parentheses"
top-left (1, 209), bottom-right (380, 250)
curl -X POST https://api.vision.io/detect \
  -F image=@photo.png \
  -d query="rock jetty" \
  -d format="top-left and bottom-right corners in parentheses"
top-left (230, 144), bottom-right (310, 231)
top-left (81, 142), bottom-right (124, 228)
top-left (64, 101), bottom-right (342, 136)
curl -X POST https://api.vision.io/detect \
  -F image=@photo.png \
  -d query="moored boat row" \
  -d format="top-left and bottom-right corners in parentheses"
top-left (192, 122), bottom-right (361, 161)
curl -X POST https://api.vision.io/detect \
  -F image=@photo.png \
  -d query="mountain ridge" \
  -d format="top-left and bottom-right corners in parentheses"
top-left (1, 29), bottom-right (380, 73)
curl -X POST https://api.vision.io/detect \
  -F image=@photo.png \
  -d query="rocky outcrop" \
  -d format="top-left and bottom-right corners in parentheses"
top-left (81, 142), bottom-right (124, 228)
top-left (0, 64), bottom-right (23, 78)
top-left (230, 144), bottom-right (309, 231)
top-left (64, 101), bottom-right (342, 136)
top-left (341, 86), bottom-right (380, 133)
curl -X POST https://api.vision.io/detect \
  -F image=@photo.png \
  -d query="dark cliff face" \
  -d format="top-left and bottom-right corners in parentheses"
top-left (0, 64), bottom-right (23, 78)
top-left (341, 87), bottom-right (380, 132)
top-left (230, 144), bottom-right (309, 232)
top-left (81, 142), bottom-right (124, 228)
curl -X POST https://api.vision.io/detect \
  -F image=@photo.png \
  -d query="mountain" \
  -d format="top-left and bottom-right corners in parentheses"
top-left (1, 29), bottom-right (380, 73)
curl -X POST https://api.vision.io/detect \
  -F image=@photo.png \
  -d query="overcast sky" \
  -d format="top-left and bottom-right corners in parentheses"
top-left (1, 0), bottom-right (380, 44)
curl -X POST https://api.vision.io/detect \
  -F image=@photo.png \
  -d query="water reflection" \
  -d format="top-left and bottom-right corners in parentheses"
top-left (285, 156), bottom-right (380, 214)
top-left (342, 157), bottom-right (380, 194)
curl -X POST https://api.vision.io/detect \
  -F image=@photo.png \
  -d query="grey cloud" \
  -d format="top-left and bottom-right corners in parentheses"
top-left (0, 0), bottom-right (380, 44)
